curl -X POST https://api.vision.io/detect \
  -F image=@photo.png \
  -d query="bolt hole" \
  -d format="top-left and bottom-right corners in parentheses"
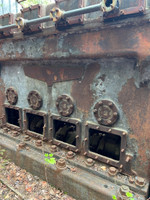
top-left (105, 0), bottom-right (112, 7)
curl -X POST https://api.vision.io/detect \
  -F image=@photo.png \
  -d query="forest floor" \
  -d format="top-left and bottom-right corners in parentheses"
top-left (0, 159), bottom-right (76, 200)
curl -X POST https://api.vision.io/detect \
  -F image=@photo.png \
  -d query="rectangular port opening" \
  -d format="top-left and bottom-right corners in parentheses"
top-left (26, 113), bottom-right (44, 135)
top-left (89, 128), bottom-right (121, 161)
top-left (53, 119), bottom-right (76, 146)
top-left (5, 107), bottom-right (19, 127)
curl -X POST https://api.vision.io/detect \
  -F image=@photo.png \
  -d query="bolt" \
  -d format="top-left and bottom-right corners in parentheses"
top-left (24, 135), bottom-right (31, 141)
top-left (84, 138), bottom-right (88, 142)
top-left (75, 135), bottom-right (79, 139)
top-left (113, 112), bottom-right (118, 117)
top-left (35, 140), bottom-right (42, 147)
top-left (56, 158), bottom-right (66, 170)
top-left (85, 158), bottom-right (94, 167)
top-left (108, 167), bottom-right (117, 176)
top-left (108, 129), bottom-right (112, 132)
top-left (96, 126), bottom-right (100, 129)
top-left (135, 177), bottom-right (145, 187)
top-left (93, 109), bottom-right (97, 113)
top-left (120, 164), bottom-right (123, 169)
top-left (108, 102), bottom-right (113, 107)
top-left (51, 145), bottom-right (57, 152)
top-left (107, 120), bottom-right (112, 124)
top-left (126, 156), bottom-right (130, 163)
top-left (129, 176), bottom-right (134, 184)
top-left (67, 151), bottom-right (75, 159)
top-left (99, 101), bottom-right (103, 106)
top-left (12, 131), bottom-right (20, 137)
top-left (84, 152), bottom-right (87, 156)
top-left (120, 10), bottom-right (125, 15)
top-left (107, 160), bottom-right (110, 164)
top-left (18, 142), bottom-right (26, 149)
top-left (56, 102), bottom-right (59, 106)
top-left (3, 127), bottom-right (7, 132)
top-left (98, 118), bottom-right (102, 122)
top-left (110, 4), bottom-right (114, 9)
top-left (120, 185), bottom-right (130, 196)
top-left (121, 149), bottom-right (125, 153)
top-left (122, 132), bottom-right (127, 136)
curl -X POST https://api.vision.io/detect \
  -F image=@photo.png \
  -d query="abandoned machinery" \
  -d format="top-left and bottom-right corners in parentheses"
top-left (0, 0), bottom-right (150, 199)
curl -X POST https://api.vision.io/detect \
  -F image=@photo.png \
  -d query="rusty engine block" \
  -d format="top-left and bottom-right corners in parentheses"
top-left (0, 0), bottom-right (150, 200)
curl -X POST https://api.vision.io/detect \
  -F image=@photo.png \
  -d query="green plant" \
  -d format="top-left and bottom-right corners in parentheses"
top-left (21, 0), bottom-right (50, 8)
top-left (44, 153), bottom-right (56, 165)
top-left (112, 192), bottom-right (135, 200)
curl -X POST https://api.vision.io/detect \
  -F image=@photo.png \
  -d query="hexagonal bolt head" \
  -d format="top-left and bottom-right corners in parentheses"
top-left (108, 167), bottom-right (117, 176)
top-left (56, 158), bottom-right (66, 170)
top-left (67, 151), bottom-right (75, 159)
top-left (35, 140), bottom-right (42, 147)
top-left (85, 158), bottom-right (94, 167)
top-left (51, 145), bottom-right (57, 152)
top-left (135, 177), bottom-right (145, 187)
top-left (120, 185), bottom-right (130, 196)
top-left (24, 135), bottom-right (31, 141)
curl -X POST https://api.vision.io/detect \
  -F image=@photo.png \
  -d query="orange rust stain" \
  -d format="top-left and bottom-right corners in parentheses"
top-left (54, 75), bottom-right (57, 81)
top-left (118, 79), bottom-right (150, 178)
top-left (71, 63), bottom-right (100, 114)
top-left (46, 69), bottom-right (52, 75)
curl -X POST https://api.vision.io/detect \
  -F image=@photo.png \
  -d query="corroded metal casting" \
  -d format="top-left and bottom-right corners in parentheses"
top-left (56, 95), bottom-right (74, 117)
top-left (50, 7), bottom-right (64, 22)
top-left (101, 0), bottom-right (118, 13)
top-left (27, 91), bottom-right (42, 110)
top-left (6, 87), bottom-right (18, 105)
top-left (93, 100), bottom-right (119, 126)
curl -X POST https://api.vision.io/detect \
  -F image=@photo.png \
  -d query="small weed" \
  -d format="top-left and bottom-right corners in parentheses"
top-left (44, 153), bottom-right (56, 165)
top-left (0, 147), bottom-right (10, 168)
top-left (112, 192), bottom-right (135, 200)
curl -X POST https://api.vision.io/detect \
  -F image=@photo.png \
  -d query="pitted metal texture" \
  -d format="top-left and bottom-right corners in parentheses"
top-left (6, 87), bottom-right (18, 105)
top-left (27, 90), bottom-right (42, 110)
top-left (93, 100), bottom-right (119, 126)
top-left (56, 95), bottom-right (74, 117)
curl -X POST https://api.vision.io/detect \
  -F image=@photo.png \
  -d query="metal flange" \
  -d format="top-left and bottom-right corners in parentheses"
top-left (27, 91), bottom-right (43, 110)
top-left (6, 87), bottom-right (18, 105)
top-left (101, 0), bottom-right (118, 12)
top-left (93, 100), bottom-right (119, 126)
top-left (50, 7), bottom-right (64, 22)
top-left (15, 17), bottom-right (27, 30)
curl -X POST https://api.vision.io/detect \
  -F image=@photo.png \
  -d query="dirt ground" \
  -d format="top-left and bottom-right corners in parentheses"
top-left (0, 159), bottom-right (76, 200)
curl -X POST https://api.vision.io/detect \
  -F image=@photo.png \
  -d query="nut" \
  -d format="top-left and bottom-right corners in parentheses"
top-left (120, 185), bottom-right (130, 196)
top-left (135, 177), bottom-right (145, 187)
top-left (35, 140), bottom-right (42, 147)
top-left (66, 151), bottom-right (75, 159)
top-left (56, 158), bottom-right (66, 170)
top-left (12, 131), bottom-right (20, 137)
top-left (24, 135), bottom-right (31, 141)
top-left (51, 145), bottom-right (57, 152)
top-left (18, 142), bottom-right (26, 149)
top-left (108, 167), bottom-right (117, 176)
top-left (129, 176), bottom-right (134, 184)
top-left (85, 158), bottom-right (94, 167)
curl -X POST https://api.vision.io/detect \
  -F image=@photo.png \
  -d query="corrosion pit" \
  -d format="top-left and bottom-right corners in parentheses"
top-left (89, 128), bottom-right (121, 161)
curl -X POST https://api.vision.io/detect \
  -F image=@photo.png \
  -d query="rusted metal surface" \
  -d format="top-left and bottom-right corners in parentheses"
top-left (118, 78), bottom-right (150, 180)
top-left (0, 1), bottom-right (150, 199)
top-left (0, 78), bottom-right (5, 127)
top-left (24, 65), bottom-right (84, 87)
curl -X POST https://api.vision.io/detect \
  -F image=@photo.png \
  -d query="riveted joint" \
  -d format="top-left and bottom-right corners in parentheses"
top-left (50, 7), bottom-right (64, 22)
